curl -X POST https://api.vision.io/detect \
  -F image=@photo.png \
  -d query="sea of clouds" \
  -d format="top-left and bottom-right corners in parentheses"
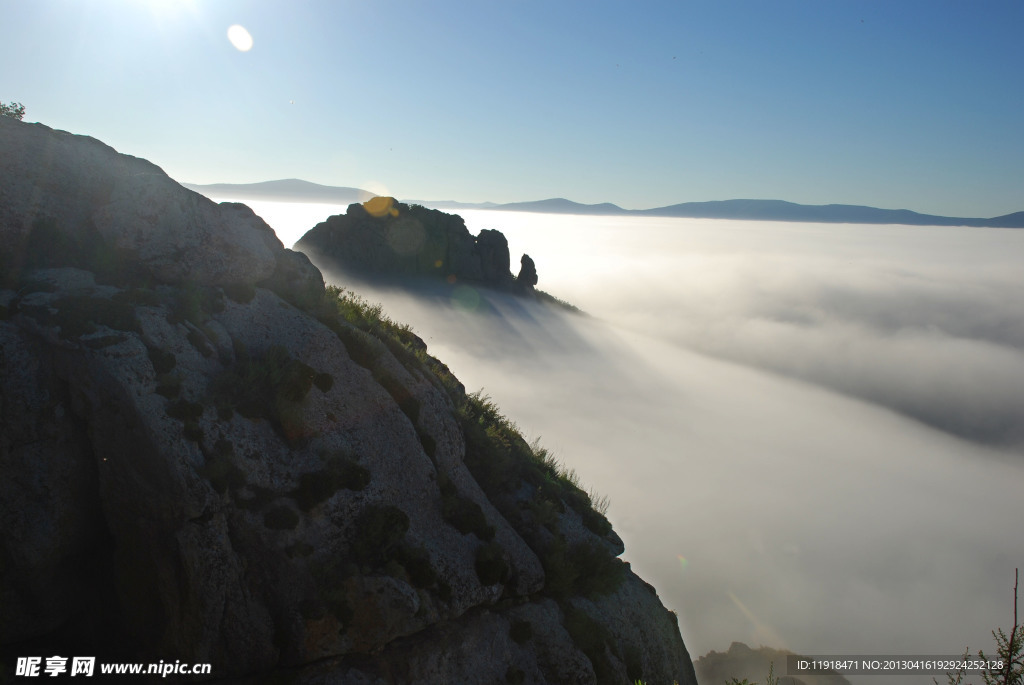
top-left (224, 199), bottom-right (1024, 682)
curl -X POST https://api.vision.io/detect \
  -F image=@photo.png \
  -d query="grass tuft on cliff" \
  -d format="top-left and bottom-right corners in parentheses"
top-left (318, 283), bottom-right (622, 599)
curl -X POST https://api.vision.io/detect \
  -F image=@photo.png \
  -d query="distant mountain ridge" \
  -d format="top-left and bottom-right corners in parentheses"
top-left (184, 178), bottom-right (375, 205)
top-left (637, 199), bottom-right (1024, 228)
top-left (186, 179), bottom-right (1024, 228)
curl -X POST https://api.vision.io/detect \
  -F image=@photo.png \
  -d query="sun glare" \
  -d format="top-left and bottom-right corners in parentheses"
top-left (130, 0), bottom-right (200, 26)
top-left (227, 24), bottom-right (253, 52)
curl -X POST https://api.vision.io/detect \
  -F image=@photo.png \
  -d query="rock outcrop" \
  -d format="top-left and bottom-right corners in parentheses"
top-left (518, 254), bottom-right (539, 290)
top-left (0, 118), bottom-right (696, 684)
top-left (295, 197), bottom-right (537, 294)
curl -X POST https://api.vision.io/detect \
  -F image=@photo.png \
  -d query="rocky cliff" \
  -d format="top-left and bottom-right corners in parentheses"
top-left (295, 197), bottom-right (539, 295)
top-left (0, 117), bottom-right (696, 684)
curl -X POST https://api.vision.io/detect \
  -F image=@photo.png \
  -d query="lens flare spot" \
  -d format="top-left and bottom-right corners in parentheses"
top-left (363, 196), bottom-right (398, 218)
top-left (434, 259), bottom-right (443, 268)
top-left (677, 555), bottom-right (689, 572)
top-left (227, 24), bottom-right (253, 52)
top-left (452, 285), bottom-right (481, 312)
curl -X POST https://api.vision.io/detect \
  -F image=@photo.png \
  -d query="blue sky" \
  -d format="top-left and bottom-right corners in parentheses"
top-left (3, 0), bottom-right (1022, 216)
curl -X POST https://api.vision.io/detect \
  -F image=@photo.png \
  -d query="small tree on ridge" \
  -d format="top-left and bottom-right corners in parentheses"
top-left (1, 101), bottom-right (25, 120)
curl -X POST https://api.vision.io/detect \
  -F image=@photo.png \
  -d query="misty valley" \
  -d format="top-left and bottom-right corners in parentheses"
top-left (239, 198), bottom-right (1024, 683)
top-left (6, 2), bottom-right (1024, 682)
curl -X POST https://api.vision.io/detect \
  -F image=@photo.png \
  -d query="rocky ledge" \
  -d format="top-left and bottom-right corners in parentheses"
top-left (0, 117), bottom-right (696, 684)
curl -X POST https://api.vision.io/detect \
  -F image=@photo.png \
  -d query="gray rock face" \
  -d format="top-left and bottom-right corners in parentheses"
top-left (295, 199), bottom-right (530, 292)
top-left (0, 118), bottom-right (696, 684)
top-left (0, 117), bottom-right (281, 287)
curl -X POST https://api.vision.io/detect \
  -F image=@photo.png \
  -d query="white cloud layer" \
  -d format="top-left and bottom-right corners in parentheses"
top-left (272, 206), bottom-right (1024, 683)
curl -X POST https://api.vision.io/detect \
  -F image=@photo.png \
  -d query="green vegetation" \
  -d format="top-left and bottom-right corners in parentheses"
top-left (13, 218), bottom-right (147, 288)
top-left (313, 371), bottom-right (334, 392)
top-left (223, 281), bottom-right (256, 304)
top-left (474, 541), bottom-right (510, 586)
top-left (1, 101), bottom-right (25, 120)
top-left (182, 421), bottom-right (203, 443)
top-left (391, 544), bottom-right (438, 589)
top-left (439, 474), bottom-right (495, 541)
top-left (374, 369), bottom-right (420, 424)
top-left (290, 451), bottom-right (370, 511)
top-left (155, 373), bottom-right (182, 399)
top-left (146, 345), bottom-right (177, 375)
top-left (149, 346), bottom-right (181, 398)
top-left (199, 439), bottom-right (245, 495)
top-left (938, 570), bottom-right (1023, 685)
top-left (326, 285), bottom-right (423, 373)
top-left (187, 328), bottom-right (214, 357)
top-left (535, 288), bottom-right (583, 314)
top-left (49, 295), bottom-right (140, 340)
top-left (350, 505), bottom-right (410, 568)
top-left (457, 392), bottom-right (622, 598)
top-left (543, 539), bottom-right (626, 600)
top-left (162, 397), bottom-right (204, 442)
top-left (165, 399), bottom-right (203, 421)
top-left (562, 603), bottom-right (618, 683)
top-left (418, 430), bottom-right (437, 459)
top-left (320, 285), bottom-right (463, 399)
top-left (624, 645), bottom-right (644, 683)
top-left (309, 500), bottom-right (448, 613)
top-left (169, 281), bottom-right (223, 326)
top-left (210, 343), bottom-right (321, 444)
top-left (316, 283), bottom-right (622, 605)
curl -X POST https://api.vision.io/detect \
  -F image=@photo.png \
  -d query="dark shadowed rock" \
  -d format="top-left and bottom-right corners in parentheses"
top-left (517, 253), bottom-right (539, 290)
top-left (0, 118), bottom-right (693, 684)
top-left (475, 228), bottom-right (513, 288)
top-left (259, 248), bottom-right (326, 313)
top-left (295, 199), bottom-right (535, 293)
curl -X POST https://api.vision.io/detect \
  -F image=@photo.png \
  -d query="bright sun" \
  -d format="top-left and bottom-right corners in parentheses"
top-left (134, 0), bottom-right (197, 22)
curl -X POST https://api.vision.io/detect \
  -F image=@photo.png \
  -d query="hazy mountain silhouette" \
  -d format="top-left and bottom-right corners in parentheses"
top-left (403, 199), bottom-right (501, 210)
top-left (183, 178), bottom-right (375, 204)
top-left (487, 197), bottom-right (1024, 226)
top-left (489, 198), bottom-right (629, 215)
top-left (637, 199), bottom-right (1024, 227)
top-left (185, 179), bottom-right (1024, 228)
